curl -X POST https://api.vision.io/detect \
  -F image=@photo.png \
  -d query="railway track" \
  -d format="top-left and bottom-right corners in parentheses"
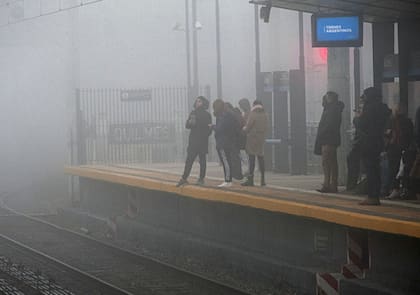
top-left (0, 206), bottom-right (251, 295)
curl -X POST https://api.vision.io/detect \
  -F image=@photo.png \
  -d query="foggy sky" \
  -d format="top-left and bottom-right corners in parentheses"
top-left (0, 0), bottom-right (373, 211)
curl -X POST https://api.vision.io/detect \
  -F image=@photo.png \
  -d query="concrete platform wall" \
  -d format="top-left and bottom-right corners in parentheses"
top-left (80, 178), bottom-right (347, 270)
top-left (79, 178), bottom-right (420, 294)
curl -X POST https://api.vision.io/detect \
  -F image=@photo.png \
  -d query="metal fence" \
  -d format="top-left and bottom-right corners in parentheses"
top-left (74, 86), bottom-right (211, 165)
top-left (71, 86), bottom-right (321, 174)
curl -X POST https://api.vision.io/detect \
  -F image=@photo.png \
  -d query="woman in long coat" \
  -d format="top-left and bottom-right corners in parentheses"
top-left (241, 100), bottom-right (268, 186)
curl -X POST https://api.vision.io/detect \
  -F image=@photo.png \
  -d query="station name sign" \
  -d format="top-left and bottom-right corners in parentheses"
top-left (120, 89), bottom-right (152, 102)
top-left (109, 122), bottom-right (175, 144)
top-left (312, 14), bottom-right (363, 48)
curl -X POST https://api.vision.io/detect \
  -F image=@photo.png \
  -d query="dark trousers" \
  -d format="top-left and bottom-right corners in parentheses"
top-left (249, 154), bottom-right (265, 178)
top-left (217, 148), bottom-right (233, 182)
top-left (387, 144), bottom-right (403, 191)
top-left (230, 146), bottom-right (243, 180)
top-left (403, 149), bottom-right (417, 196)
top-left (346, 146), bottom-right (361, 190)
top-left (182, 150), bottom-right (206, 180)
top-left (362, 152), bottom-right (381, 200)
top-left (321, 145), bottom-right (338, 190)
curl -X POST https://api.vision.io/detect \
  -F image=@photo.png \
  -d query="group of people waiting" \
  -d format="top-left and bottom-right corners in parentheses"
top-left (314, 86), bottom-right (420, 205)
top-left (176, 87), bottom-right (420, 206)
top-left (176, 96), bottom-right (268, 188)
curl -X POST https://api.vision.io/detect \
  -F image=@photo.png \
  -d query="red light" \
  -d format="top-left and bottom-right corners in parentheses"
top-left (318, 48), bottom-right (328, 63)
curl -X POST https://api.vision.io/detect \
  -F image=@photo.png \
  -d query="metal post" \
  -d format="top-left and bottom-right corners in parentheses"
top-left (192, 0), bottom-right (199, 99)
top-left (75, 90), bottom-right (86, 165)
top-left (354, 47), bottom-right (361, 110)
top-left (290, 11), bottom-right (307, 174)
top-left (254, 4), bottom-right (261, 98)
top-left (298, 12), bottom-right (305, 73)
top-left (185, 0), bottom-right (192, 100)
top-left (215, 0), bottom-right (222, 99)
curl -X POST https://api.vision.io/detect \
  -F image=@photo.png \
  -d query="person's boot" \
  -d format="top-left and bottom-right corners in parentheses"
top-left (241, 175), bottom-right (254, 186)
top-left (261, 174), bottom-right (266, 186)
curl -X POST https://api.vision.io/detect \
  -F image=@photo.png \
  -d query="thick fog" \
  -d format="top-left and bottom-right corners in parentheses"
top-left (0, 0), bottom-right (373, 211)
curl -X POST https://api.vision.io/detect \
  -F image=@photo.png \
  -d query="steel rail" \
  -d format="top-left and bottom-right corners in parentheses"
top-left (0, 233), bottom-right (133, 295)
top-left (0, 205), bottom-right (252, 295)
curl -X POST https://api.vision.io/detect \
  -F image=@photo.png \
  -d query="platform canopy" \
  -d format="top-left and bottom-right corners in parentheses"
top-left (250, 0), bottom-right (420, 22)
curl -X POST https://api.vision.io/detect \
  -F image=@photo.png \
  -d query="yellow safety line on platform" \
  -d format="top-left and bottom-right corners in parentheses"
top-left (65, 166), bottom-right (420, 239)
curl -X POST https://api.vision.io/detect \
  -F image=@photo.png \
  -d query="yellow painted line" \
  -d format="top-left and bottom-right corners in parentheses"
top-left (65, 166), bottom-right (420, 239)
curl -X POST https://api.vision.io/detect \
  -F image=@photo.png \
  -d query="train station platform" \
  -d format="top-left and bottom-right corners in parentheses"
top-left (65, 163), bottom-right (420, 295)
top-left (65, 163), bottom-right (420, 239)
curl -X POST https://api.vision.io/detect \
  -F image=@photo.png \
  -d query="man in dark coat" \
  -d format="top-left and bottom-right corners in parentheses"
top-left (176, 96), bottom-right (212, 187)
top-left (314, 91), bottom-right (344, 193)
top-left (225, 102), bottom-right (244, 181)
top-left (212, 99), bottom-right (240, 187)
top-left (358, 87), bottom-right (391, 205)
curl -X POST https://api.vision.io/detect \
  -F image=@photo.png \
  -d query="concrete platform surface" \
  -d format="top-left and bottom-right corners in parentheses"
top-left (65, 163), bottom-right (420, 239)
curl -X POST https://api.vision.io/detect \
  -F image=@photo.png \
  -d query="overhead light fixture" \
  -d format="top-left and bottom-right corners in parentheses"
top-left (260, 2), bottom-right (272, 23)
top-left (250, 0), bottom-right (272, 23)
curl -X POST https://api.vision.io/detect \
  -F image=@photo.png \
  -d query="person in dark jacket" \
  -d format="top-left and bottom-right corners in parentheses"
top-left (358, 87), bottom-right (391, 205)
top-left (212, 99), bottom-right (240, 187)
top-left (225, 102), bottom-right (244, 181)
top-left (176, 96), bottom-right (212, 187)
top-left (385, 104), bottom-right (414, 199)
top-left (314, 91), bottom-right (344, 193)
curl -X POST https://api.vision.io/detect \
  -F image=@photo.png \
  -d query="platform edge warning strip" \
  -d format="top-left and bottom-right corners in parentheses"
top-left (65, 166), bottom-right (420, 239)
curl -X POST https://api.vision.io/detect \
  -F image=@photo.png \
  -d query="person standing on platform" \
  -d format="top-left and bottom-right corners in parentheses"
top-left (224, 102), bottom-right (244, 181)
top-left (212, 99), bottom-right (239, 187)
top-left (314, 91), bottom-right (344, 193)
top-left (176, 96), bottom-right (212, 187)
top-left (239, 98), bottom-right (251, 126)
top-left (238, 98), bottom-right (251, 174)
top-left (346, 110), bottom-right (362, 191)
top-left (385, 104), bottom-right (413, 199)
top-left (241, 100), bottom-right (269, 186)
top-left (409, 105), bottom-right (420, 199)
top-left (358, 87), bottom-right (391, 205)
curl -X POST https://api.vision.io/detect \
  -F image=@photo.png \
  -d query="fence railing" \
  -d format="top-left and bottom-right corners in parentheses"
top-left (71, 86), bottom-right (320, 174)
top-left (73, 86), bottom-right (211, 165)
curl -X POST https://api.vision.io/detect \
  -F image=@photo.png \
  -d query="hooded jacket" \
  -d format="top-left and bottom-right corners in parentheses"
top-left (390, 114), bottom-right (414, 150)
top-left (186, 100), bottom-right (212, 154)
top-left (214, 110), bottom-right (239, 150)
top-left (358, 95), bottom-right (391, 154)
top-left (314, 99), bottom-right (345, 154)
